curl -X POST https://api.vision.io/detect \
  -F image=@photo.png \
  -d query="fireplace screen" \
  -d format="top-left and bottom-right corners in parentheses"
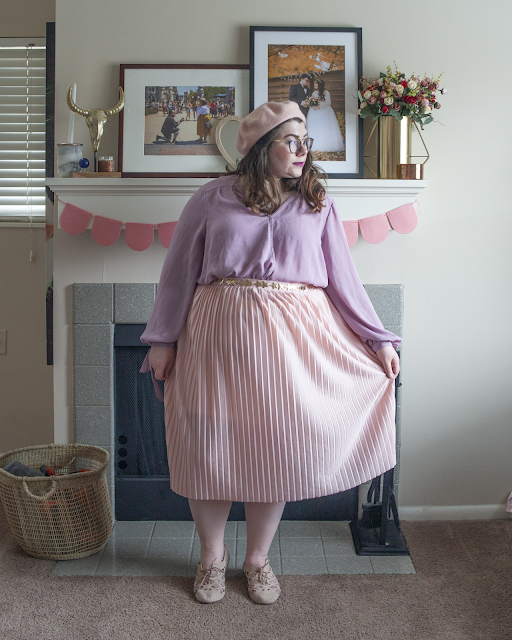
top-left (114, 324), bottom-right (196, 520)
top-left (115, 345), bottom-right (167, 476)
top-left (114, 324), bottom-right (358, 521)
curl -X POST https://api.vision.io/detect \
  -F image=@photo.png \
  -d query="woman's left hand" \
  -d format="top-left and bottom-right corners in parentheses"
top-left (376, 346), bottom-right (400, 379)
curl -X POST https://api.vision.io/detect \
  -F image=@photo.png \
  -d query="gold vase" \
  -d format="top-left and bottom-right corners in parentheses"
top-left (378, 116), bottom-right (412, 179)
top-left (364, 115), bottom-right (429, 179)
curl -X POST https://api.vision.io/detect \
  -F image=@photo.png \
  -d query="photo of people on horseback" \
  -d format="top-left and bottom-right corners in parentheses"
top-left (144, 85), bottom-right (235, 156)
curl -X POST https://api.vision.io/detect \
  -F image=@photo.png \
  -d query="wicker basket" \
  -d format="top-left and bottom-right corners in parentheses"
top-left (0, 444), bottom-right (113, 560)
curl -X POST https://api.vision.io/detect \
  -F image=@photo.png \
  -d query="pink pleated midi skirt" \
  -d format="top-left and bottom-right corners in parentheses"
top-left (164, 281), bottom-right (396, 503)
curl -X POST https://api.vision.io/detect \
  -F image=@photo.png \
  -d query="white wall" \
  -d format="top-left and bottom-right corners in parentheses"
top-left (53, 0), bottom-right (512, 513)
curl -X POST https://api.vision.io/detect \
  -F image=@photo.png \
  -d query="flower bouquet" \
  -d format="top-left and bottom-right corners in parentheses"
top-left (358, 65), bottom-right (446, 129)
top-left (303, 95), bottom-right (320, 109)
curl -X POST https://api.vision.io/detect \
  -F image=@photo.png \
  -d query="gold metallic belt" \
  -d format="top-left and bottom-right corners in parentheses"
top-left (213, 278), bottom-right (315, 291)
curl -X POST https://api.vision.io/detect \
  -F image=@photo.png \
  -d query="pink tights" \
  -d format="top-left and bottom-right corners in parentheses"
top-left (188, 498), bottom-right (286, 568)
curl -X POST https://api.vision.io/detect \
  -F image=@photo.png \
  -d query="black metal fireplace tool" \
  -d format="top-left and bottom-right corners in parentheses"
top-left (350, 467), bottom-right (409, 555)
top-left (350, 365), bottom-right (409, 556)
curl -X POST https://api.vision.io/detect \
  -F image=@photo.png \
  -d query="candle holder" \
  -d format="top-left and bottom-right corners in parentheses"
top-left (56, 143), bottom-right (83, 177)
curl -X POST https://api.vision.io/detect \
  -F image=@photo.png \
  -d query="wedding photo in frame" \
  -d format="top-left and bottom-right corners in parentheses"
top-left (250, 27), bottom-right (363, 179)
top-left (119, 64), bottom-right (250, 177)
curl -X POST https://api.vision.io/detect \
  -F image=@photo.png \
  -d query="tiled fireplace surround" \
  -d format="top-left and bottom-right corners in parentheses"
top-left (72, 282), bottom-right (404, 516)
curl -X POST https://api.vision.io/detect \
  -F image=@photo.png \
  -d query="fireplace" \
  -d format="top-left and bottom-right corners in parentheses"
top-left (73, 283), bottom-right (403, 521)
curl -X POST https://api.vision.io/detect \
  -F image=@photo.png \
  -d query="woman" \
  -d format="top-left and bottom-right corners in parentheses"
top-left (141, 101), bottom-right (400, 605)
top-left (306, 78), bottom-right (345, 153)
top-left (196, 98), bottom-right (211, 143)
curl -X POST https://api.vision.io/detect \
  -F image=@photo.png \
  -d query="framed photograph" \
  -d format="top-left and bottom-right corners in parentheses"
top-left (250, 27), bottom-right (363, 179)
top-left (119, 64), bottom-right (250, 177)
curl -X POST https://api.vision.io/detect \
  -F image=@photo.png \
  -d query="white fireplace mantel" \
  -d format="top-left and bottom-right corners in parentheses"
top-left (46, 178), bottom-right (427, 227)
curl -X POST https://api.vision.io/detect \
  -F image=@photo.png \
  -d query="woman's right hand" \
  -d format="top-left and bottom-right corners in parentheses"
top-left (149, 345), bottom-right (176, 380)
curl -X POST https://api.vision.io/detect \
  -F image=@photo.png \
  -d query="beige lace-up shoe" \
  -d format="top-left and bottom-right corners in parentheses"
top-left (194, 546), bottom-right (229, 603)
top-left (242, 558), bottom-right (281, 604)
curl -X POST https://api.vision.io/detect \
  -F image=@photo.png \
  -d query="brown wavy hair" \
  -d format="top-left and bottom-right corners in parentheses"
top-left (314, 78), bottom-right (326, 102)
top-left (228, 117), bottom-right (326, 214)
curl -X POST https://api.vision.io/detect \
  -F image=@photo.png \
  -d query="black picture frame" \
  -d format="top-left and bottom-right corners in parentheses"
top-left (250, 26), bottom-right (363, 179)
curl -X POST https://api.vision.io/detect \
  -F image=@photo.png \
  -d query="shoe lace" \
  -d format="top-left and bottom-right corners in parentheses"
top-left (251, 559), bottom-right (276, 588)
top-left (197, 563), bottom-right (224, 589)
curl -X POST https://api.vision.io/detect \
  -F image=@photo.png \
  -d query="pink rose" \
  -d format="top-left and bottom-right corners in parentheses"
top-left (392, 102), bottom-right (401, 111)
top-left (434, 102), bottom-right (441, 109)
top-left (422, 99), bottom-right (429, 107)
top-left (380, 91), bottom-right (387, 99)
top-left (420, 80), bottom-right (428, 87)
top-left (428, 83), bottom-right (435, 91)
top-left (368, 96), bottom-right (377, 104)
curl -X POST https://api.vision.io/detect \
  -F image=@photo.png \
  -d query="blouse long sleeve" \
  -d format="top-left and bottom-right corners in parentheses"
top-left (321, 200), bottom-right (401, 352)
top-left (319, 91), bottom-right (332, 109)
top-left (140, 188), bottom-right (207, 348)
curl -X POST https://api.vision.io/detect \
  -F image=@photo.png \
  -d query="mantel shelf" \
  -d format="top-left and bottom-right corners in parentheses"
top-left (46, 178), bottom-right (427, 225)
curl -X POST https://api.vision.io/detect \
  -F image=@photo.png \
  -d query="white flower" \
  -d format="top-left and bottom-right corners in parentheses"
top-left (407, 80), bottom-right (418, 90)
top-left (372, 90), bottom-right (380, 97)
top-left (422, 105), bottom-right (432, 114)
top-left (378, 78), bottom-right (384, 86)
top-left (363, 90), bottom-right (372, 100)
top-left (395, 85), bottom-right (404, 95)
top-left (384, 97), bottom-right (393, 105)
top-left (360, 101), bottom-right (368, 109)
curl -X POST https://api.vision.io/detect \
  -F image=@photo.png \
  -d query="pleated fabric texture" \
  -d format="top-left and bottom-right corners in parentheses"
top-left (164, 282), bottom-right (396, 503)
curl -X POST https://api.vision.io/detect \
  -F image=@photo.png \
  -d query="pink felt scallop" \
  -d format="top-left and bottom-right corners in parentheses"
top-left (342, 220), bottom-right (359, 247)
top-left (60, 203), bottom-right (93, 235)
top-left (157, 221), bottom-right (178, 248)
top-left (125, 222), bottom-right (155, 251)
top-left (91, 215), bottom-right (122, 246)
top-left (359, 214), bottom-right (389, 244)
top-left (387, 202), bottom-right (419, 234)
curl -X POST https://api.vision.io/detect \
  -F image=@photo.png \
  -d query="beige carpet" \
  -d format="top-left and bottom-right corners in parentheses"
top-left (0, 501), bottom-right (510, 640)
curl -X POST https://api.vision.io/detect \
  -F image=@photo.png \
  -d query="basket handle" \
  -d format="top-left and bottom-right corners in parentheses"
top-left (22, 478), bottom-right (58, 501)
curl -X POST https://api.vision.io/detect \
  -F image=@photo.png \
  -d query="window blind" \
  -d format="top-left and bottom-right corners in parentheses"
top-left (0, 38), bottom-right (46, 223)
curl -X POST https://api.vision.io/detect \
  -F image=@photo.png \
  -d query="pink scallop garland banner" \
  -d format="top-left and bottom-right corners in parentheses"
top-left (386, 201), bottom-right (419, 234)
top-left (157, 221), bottom-right (178, 248)
top-left (359, 214), bottom-right (389, 244)
top-left (125, 222), bottom-right (156, 251)
top-left (60, 203), bottom-right (93, 235)
top-left (91, 215), bottom-right (123, 246)
top-left (58, 200), bottom-right (419, 250)
top-left (342, 220), bottom-right (359, 248)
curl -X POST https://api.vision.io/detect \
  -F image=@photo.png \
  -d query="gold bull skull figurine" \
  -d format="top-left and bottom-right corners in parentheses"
top-left (67, 86), bottom-right (124, 155)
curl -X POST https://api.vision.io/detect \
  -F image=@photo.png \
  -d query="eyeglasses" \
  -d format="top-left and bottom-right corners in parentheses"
top-left (273, 138), bottom-right (314, 153)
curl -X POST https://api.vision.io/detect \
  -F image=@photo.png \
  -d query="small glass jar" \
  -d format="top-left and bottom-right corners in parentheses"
top-left (56, 143), bottom-right (83, 177)
top-left (98, 156), bottom-right (115, 172)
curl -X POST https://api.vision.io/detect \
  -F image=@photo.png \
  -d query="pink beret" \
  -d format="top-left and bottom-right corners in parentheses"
top-left (236, 101), bottom-right (306, 156)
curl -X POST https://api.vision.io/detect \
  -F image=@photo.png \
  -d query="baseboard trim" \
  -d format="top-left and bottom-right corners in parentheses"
top-left (398, 505), bottom-right (512, 520)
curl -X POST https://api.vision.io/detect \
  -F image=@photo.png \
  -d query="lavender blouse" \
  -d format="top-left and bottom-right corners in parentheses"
top-left (140, 175), bottom-right (401, 352)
